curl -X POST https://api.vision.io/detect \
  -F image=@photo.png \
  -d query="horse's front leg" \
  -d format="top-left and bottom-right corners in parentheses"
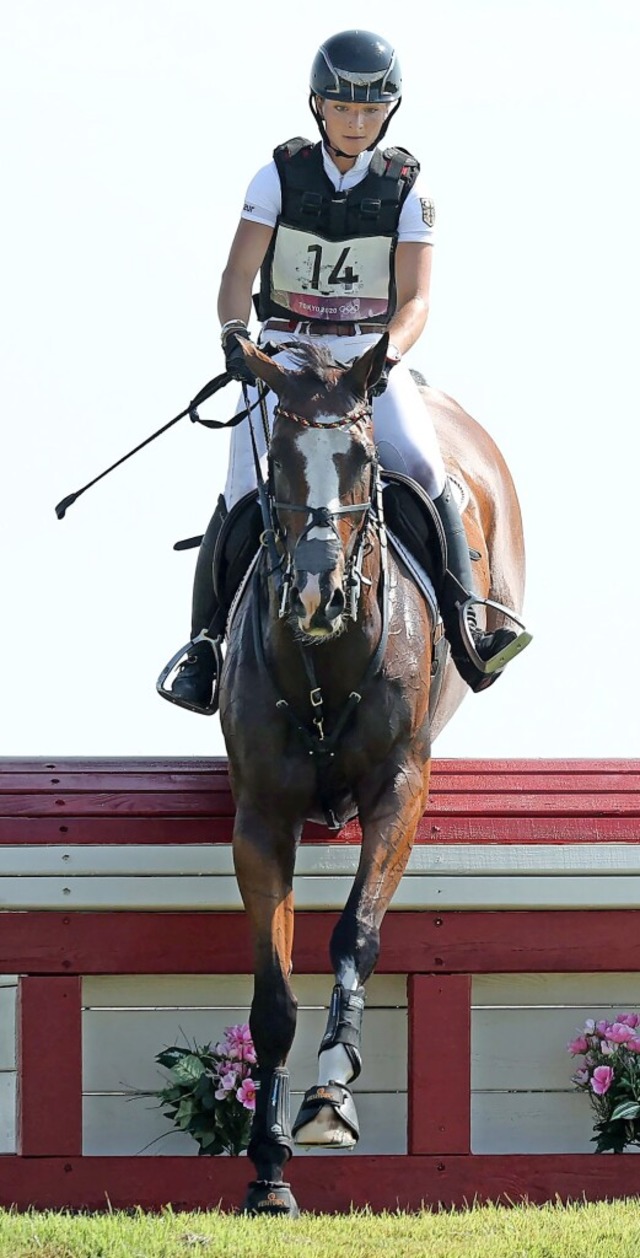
top-left (293, 756), bottom-right (430, 1147)
top-left (233, 800), bottom-right (301, 1216)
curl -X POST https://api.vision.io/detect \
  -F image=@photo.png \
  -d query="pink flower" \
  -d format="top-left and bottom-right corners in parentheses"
top-left (237, 1077), bottom-right (256, 1111)
top-left (591, 1066), bottom-right (614, 1096)
top-left (572, 1067), bottom-right (590, 1086)
top-left (615, 1013), bottom-right (640, 1028)
top-left (567, 1035), bottom-right (588, 1056)
top-left (223, 1024), bottom-right (255, 1062)
top-left (214, 1069), bottom-right (238, 1100)
top-left (595, 1020), bottom-right (610, 1036)
top-left (607, 1022), bottom-right (636, 1044)
top-left (628, 1038), bottom-right (640, 1053)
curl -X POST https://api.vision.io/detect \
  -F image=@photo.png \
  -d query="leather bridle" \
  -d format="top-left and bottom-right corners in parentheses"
top-left (268, 400), bottom-right (378, 622)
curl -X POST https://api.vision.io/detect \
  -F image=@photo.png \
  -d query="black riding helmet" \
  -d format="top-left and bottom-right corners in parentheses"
top-left (309, 30), bottom-right (402, 155)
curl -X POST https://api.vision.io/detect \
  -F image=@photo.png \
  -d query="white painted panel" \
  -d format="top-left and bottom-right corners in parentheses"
top-left (0, 976), bottom-right (18, 988)
top-left (83, 1090), bottom-right (406, 1157)
top-left (473, 972), bottom-right (640, 1008)
top-left (83, 974), bottom-right (256, 1011)
top-left (83, 1007), bottom-right (406, 1093)
top-left (0, 1074), bottom-right (16, 1154)
top-left (82, 974), bottom-right (406, 1010)
top-left (6, 874), bottom-right (640, 910)
top-left (5, 843), bottom-right (640, 877)
top-left (0, 986), bottom-right (16, 1071)
top-left (472, 1089), bottom-right (640, 1154)
top-left (472, 1008), bottom-right (609, 1091)
top-left (425, 844), bottom-right (640, 875)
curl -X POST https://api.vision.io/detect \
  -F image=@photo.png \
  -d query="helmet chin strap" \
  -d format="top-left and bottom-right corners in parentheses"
top-left (309, 95), bottom-right (402, 159)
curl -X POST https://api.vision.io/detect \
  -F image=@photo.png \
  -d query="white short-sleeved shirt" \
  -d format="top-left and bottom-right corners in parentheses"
top-left (240, 144), bottom-right (435, 244)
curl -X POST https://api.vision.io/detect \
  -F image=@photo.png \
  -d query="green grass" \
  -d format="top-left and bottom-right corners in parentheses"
top-left (1, 1201), bottom-right (640, 1258)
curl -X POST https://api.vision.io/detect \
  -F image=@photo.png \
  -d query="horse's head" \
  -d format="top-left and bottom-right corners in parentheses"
top-left (240, 335), bottom-right (389, 639)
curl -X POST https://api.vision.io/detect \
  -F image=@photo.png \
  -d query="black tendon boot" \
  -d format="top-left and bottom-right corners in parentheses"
top-left (156, 496), bottom-right (228, 714)
top-left (433, 480), bottom-right (531, 692)
top-left (244, 1068), bottom-right (299, 1218)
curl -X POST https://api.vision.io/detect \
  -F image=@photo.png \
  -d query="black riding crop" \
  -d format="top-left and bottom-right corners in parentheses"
top-left (54, 370), bottom-right (267, 519)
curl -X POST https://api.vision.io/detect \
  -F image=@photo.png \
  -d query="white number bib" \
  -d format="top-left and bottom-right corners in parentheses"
top-left (271, 224), bottom-right (393, 321)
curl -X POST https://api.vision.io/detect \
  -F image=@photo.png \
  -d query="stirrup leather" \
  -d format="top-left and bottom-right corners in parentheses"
top-left (155, 630), bottom-right (223, 715)
top-left (457, 595), bottom-right (532, 676)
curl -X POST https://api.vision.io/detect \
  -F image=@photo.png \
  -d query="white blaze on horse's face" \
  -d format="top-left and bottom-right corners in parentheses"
top-left (293, 423), bottom-right (352, 636)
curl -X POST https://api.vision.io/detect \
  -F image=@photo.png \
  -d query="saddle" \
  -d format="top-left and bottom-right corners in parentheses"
top-left (176, 473), bottom-right (451, 624)
top-left (172, 475), bottom-right (457, 719)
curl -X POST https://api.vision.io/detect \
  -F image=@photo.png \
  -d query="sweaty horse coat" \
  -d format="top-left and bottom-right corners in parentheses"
top-left (217, 337), bottom-right (526, 1214)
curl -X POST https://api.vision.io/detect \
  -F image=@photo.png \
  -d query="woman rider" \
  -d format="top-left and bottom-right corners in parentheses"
top-left (160, 29), bottom-right (525, 713)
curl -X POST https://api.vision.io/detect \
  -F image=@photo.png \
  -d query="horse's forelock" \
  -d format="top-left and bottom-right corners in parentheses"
top-left (285, 342), bottom-right (341, 384)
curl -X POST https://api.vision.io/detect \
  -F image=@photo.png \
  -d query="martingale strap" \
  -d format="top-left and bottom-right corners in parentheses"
top-left (250, 470), bottom-right (390, 831)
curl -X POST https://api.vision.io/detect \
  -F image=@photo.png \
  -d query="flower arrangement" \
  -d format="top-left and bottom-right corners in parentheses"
top-left (567, 1012), bottom-right (640, 1153)
top-left (148, 1023), bottom-right (257, 1156)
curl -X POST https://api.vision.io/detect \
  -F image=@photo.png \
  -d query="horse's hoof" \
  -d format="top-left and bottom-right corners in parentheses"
top-left (242, 1180), bottom-right (300, 1218)
top-left (292, 1082), bottom-right (359, 1147)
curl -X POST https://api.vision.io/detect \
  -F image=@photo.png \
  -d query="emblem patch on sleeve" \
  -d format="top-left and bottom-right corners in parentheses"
top-left (420, 198), bottom-right (436, 227)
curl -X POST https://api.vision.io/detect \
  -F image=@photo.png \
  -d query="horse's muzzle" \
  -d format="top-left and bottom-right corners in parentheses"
top-left (291, 572), bottom-right (346, 637)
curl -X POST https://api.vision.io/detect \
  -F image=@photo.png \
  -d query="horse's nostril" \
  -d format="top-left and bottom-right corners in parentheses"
top-left (290, 587), bottom-right (305, 617)
top-left (326, 588), bottom-right (345, 621)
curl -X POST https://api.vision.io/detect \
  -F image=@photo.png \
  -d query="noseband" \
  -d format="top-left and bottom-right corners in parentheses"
top-left (269, 401), bottom-right (377, 621)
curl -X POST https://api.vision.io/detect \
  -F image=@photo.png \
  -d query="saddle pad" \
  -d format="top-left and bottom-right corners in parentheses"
top-left (447, 471), bottom-right (470, 514)
top-left (225, 549), bottom-right (261, 638)
top-left (387, 528), bottom-right (440, 626)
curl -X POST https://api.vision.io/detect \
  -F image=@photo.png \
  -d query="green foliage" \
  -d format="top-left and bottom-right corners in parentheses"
top-left (136, 1027), bottom-right (256, 1157)
top-left (567, 1013), bottom-right (640, 1154)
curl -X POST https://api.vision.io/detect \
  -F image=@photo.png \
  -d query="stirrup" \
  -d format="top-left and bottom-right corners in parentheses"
top-left (457, 595), bottom-right (532, 676)
top-left (155, 630), bottom-right (222, 715)
top-left (292, 1081), bottom-right (360, 1147)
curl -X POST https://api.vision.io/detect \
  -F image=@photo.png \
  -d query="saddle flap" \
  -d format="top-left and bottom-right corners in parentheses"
top-left (380, 470), bottom-right (447, 588)
top-left (213, 491), bottom-right (262, 611)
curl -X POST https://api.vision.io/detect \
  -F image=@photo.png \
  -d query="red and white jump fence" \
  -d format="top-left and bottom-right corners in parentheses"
top-left (1, 757), bottom-right (640, 1210)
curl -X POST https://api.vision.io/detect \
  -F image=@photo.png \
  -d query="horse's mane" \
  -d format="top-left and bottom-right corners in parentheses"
top-left (284, 342), bottom-right (341, 383)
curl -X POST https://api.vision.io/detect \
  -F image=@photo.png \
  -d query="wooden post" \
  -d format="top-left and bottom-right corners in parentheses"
top-left (17, 976), bottom-right (82, 1156)
top-left (408, 973), bottom-right (471, 1154)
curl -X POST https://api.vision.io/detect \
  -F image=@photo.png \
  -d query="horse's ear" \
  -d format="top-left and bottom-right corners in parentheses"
top-left (237, 338), bottom-right (287, 394)
top-left (342, 333), bottom-right (390, 397)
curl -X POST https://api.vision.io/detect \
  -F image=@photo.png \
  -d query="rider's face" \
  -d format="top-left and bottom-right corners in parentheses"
top-left (318, 98), bottom-right (389, 155)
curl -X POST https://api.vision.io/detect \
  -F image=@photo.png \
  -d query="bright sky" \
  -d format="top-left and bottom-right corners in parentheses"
top-left (1, 0), bottom-right (638, 758)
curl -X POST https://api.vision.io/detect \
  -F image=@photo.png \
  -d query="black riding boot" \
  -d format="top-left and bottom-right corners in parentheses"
top-left (433, 480), bottom-right (530, 692)
top-left (156, 496), bottom-right (227, 715)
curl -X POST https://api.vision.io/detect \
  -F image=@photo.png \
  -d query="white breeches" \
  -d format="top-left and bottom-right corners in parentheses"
top-left (223, 330), bottom-right (447, 508)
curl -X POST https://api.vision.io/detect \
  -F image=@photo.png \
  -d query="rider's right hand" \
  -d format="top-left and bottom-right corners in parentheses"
top-left (223, 330), bottom-right (256, 385)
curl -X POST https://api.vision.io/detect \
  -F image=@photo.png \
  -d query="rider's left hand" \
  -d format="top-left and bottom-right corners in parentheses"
top-left (369, 365), bottom-right (391, 397)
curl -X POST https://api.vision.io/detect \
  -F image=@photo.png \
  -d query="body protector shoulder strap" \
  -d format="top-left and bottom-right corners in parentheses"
top-left (256, 140), bottom-right (420, 323)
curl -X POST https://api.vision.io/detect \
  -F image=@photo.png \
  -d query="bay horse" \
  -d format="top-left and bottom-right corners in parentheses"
top-left (218, 334), bottom-right (526, 1216)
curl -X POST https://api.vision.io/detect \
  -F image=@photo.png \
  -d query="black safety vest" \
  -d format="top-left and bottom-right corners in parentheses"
top-left (256, 138), bottom-right (420, 324)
